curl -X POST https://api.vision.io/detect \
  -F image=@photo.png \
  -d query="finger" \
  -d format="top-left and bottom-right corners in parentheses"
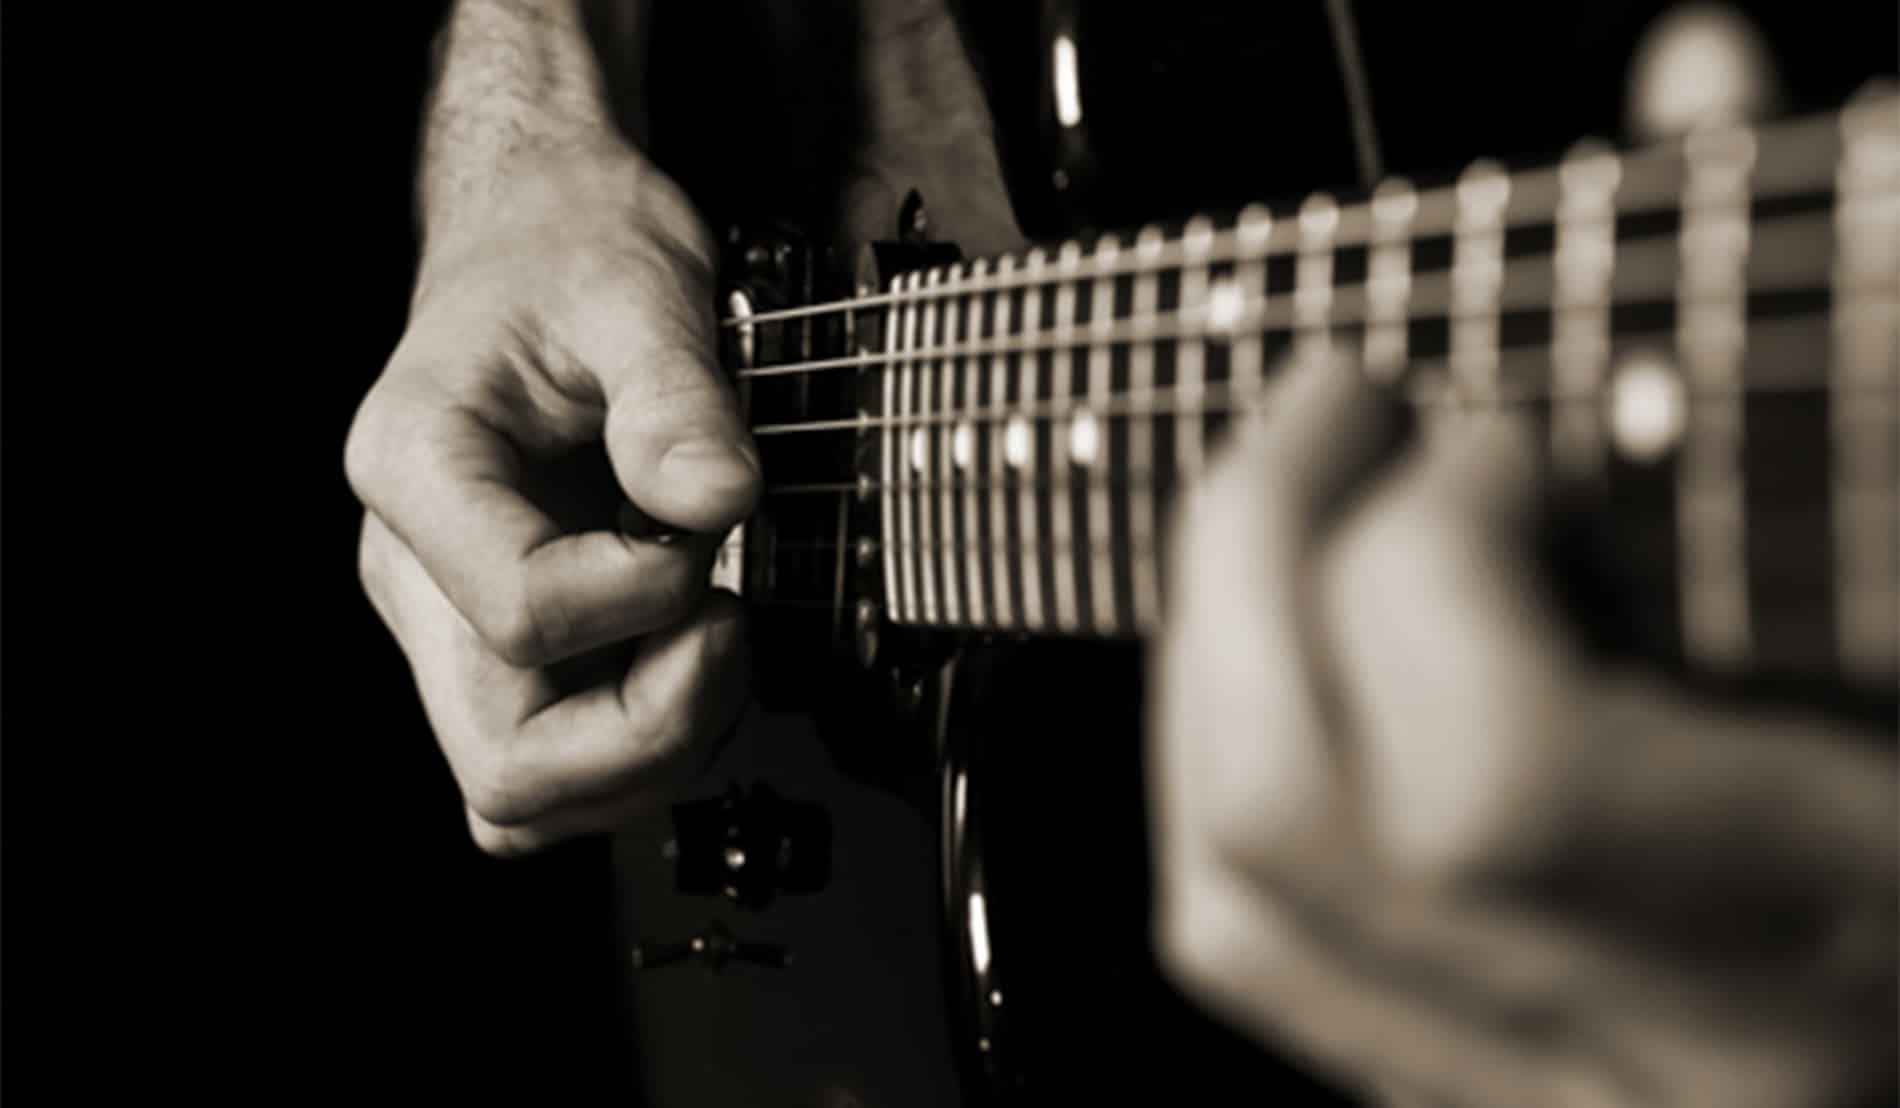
top-left (459, 678), bottom-right (746, 859)
top-left (1550, 674), bottom-right (1899, 959)
top-left (1163, 823), bottom-right (1888, 1108)
top-left (465, 787), bottom-right (670, 859)
top-left (363, 516), bottom-right (745, 835)
top-left (1318, 412), bottom-right (1592, 886)
top-left (555, 236), bottom-right (762, 534)
top-left (1156, 859), bottom-right (1632, 1108)
top-left (347, 368), bottom-right (721, 667)
top-left (1151, 348), bottom-right (1410, 882)
top-left (491, 589), bottom-right (748, 825)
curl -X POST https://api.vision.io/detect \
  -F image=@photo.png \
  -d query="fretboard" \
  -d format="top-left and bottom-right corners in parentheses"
top-left (731, 90), bottom-right (1899, 690)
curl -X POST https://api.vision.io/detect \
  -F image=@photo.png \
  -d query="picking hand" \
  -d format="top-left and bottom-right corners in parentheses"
top-left (345, 147), bottom-right (756, 856)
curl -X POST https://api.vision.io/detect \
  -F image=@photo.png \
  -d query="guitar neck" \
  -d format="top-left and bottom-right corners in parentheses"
top-left (729, 91), bottom-right (1898, 689)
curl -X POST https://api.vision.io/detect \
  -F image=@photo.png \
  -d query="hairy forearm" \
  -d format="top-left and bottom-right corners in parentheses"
top-left (420, 0), bottom-right (650, 237)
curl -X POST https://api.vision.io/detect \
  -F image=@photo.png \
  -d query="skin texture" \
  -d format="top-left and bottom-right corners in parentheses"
top-left (345, 0), bottom-right (1017, 855)
top-left (1149, 355), bottom-right (1897, 1107)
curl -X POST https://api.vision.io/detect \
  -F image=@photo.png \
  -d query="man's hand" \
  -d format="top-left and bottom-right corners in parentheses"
top-left (345, 1), bottom-right (756, 856)
top-left (1149, 355), bottom-right (1898, 1107)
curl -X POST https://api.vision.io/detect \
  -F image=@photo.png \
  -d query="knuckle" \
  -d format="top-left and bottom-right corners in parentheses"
top-left (342, 393), bottom-right (392, 505)
top-left (1153, 900), bottom-right (1249, 1009)
top-left (463, 745), bottom-right (541, 829)
top-left (466, 808), bottom-right (535, 859)
top-left (615, 681), bottom-right (677, 754)
top-left (608, 372), bottom-right (735, 444)
top-left (1374, 792), bottom-right (1538, 890)
top-left (640, 559), bottom-right (702, 626)
top-left (479, 582), bottom-right (560, 668)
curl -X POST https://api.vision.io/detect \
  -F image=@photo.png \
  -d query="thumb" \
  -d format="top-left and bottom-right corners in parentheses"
top-left (572, 241), bottom-right (761, 534)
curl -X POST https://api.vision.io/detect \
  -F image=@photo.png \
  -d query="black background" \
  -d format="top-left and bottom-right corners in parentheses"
top-left (10, 2), bottom-right (633, 1098)
top-left (5, 1), bottom-right (1894, 1101)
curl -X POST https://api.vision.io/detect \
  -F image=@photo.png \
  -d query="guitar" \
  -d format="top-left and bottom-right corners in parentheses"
top-left (608, 9), bottom-right (1899, 1106)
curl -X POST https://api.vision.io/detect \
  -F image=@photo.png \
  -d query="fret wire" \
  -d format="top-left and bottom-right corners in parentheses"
top-left (1016, 250), bottom-right (1049, 631)
top-left (1365, 180), bottom-right (1416, 379)
top-left (919, 267), bottom-right (950, 627)
top-left (937, 266), bottom-right (964, 628)
top-left (1451, 160), bottom-right (1510, 413)
top-left (1177, 217), bottom-right (1216, 476)
top-left (1128, 227), bottom-right (1166, 629)
top-left (877, 268), bottom-right (905, 623)
top-left (1085, 236), bottom-right (1122, 632)
top-left (1049, 242), bottom-right (1083, 632)
top-left (1676, 123), bottom-right (1758, 671)
top-left (959, 266), bottom-right (988, 628)
top-left (1830, 89), bottom-right (1900, 682)
top-left (716, 108), bottom-right (1846, 336)
top-left (1551, 140), bottom-right (1621, 482)
top-left (1295, 194), bottom-right (1340, 366)
top-left (915, 267), bottom-right (944, 626)
top-left (896, 270), bottom-right (922, 624)
top-left (987, 254), bottom-right (1018, 628)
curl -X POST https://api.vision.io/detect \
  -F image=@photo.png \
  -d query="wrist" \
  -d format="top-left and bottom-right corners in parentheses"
top-left (412, 141), bottom-right (717, 324)
top-left (417, 0), bottom-right (647, 258)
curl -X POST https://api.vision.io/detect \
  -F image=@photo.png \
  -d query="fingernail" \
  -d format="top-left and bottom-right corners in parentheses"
top-left (661, 437), bottom-right (760, 497)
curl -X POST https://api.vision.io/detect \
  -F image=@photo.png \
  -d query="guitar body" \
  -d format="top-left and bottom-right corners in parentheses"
top-left (611, 3), bottom-right (1897, 1105)
top-left (611, 639), bottom-right (1346, 1106)
top-left (611, 706), bottom-right (961, 1107)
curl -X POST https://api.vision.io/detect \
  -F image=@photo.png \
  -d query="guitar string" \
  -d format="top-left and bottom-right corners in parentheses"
top-left (728, 229), bottom-right (1862, 385)
top-left (715, 177), bottom-right (1836, 336)
top-left (726, 231), bottom-right (1846, 383)
top-left (741, 324), bottom-right (1885, 441)
top-left (755, 465), bottom-right (1900, 498)
top-left (717, 102), bottom-right (1892, 616)
top-left (739, 497), bottom-right (1886, 550)
top-left (713, 106), bottom-right (1847, 338)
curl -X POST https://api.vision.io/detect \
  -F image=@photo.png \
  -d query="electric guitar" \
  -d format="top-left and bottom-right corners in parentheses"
top-left (608, 9), bottom-right (1898, 1105)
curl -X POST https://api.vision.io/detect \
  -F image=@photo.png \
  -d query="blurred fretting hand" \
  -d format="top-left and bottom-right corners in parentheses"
top-left (1148, 352), bottom-right (1896, 1107)
top-left (1151, 11), bottom-right (1895, 1104)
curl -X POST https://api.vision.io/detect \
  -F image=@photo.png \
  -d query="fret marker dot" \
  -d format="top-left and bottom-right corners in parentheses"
top-left (953, 422), bottom-right (976, 469)
top-left (1206, 280), bottom-right (1246, 333)
top-left (910, 428), bottom-right (930, 471)
top-left (1610, 354), bottom-right (1687, 462)
top-left (1067, 410), bottom-right (1100, 467)
top-left (1003, 417), bottom-right (1032, 468)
